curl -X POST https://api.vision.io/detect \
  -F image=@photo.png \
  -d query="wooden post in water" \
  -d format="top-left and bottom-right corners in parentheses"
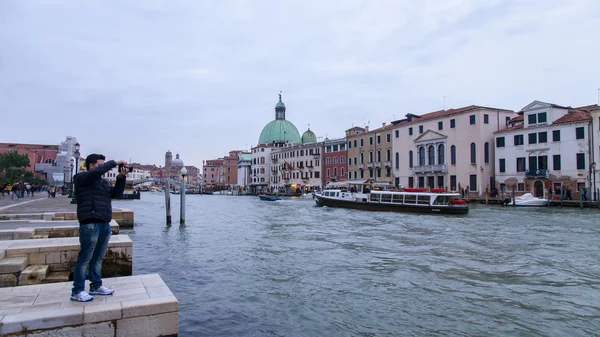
top-left (165, 180), bottom-right (172, 224)
top-left (512, 185), bottom-right (516, 207)
top-left (547, 187), bottom-right (551, 208)
top-left (180, 176), bottom-right (186, 225)
top-left (485, 187), bottom-right (489, 205)
top-left (560, 184), bottom-right (563, 208)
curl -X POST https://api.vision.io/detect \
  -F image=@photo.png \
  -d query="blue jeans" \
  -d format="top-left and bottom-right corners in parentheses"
top-left (71, 223), bottom-right (111, 295)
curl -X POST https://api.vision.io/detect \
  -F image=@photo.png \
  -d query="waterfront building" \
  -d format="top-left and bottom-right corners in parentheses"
top-left (203, 158), bottom-right (224, 188)
top-left (237, 152), bottom-right (252, 189)
top-left (103, 167), bottom-right (152, 188)
top-left (590, 105), bottom-right (600, 200)
top-left (251, 94), bottom-right (302, 195)
top-left (346, 124), bottom-right (395, 185)
top-left (392, 105), bottom-right (514, 195)
top-left (322, 137), bottom-right (347, 186)
top-left (269, 128), bottom-right (322, 194)
top-left (494, 101), bottom-right (597, 198)
top-left (223, 150), bottom-right (241, 186)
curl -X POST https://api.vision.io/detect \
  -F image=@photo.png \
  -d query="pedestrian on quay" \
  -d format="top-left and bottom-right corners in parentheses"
top-left (7, 183), bottom-right (12, 199)
top-left (70, 154), bottom-right (129, 302)
top-left (565, 186), bottom-right (572, 200)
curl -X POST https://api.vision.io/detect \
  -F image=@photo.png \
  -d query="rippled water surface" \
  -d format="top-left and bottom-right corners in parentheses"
top-left (114, 194), bottom-right (600, 336)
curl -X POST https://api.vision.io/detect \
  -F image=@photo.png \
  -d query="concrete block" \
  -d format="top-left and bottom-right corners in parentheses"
top-left (0, 273), bottom-right (17, 287)
top-left (83, 301), bottom-right (123, 324)
top-left (60, 250), bottom-right (78, 264)
top-left (121, 295), bottom-right (178, 318)
top-left (42, 271), bottom-right (70, 284)
top-left (116, 311), bottom-right (178, 337)
top-left (19, 265), bottom-right (49, 285)
top-left (12, 321), bottom-right (115, 337)
top-left (0, 256), bottom-right (28, 274)
top-left (52, 217), bottom-right (65, 221)
top-left (140, 274), bottom-right (166, 288)
top-left (121, 212), bottom-right (134, 220)
top-left (29, 252), bottom-right (46, 265)
top-left (146, 286), bottom-right (174, 298)
top-left (64, 213), bottom-right (77, 220)
top-left (14, 228), bottom-right (35, 240)
top-left (46, 251), bottom-right (61, 264)
top-left (42, 212), bottom-right (55, 221)
top-left (0, 306), bottom-right (83, 335)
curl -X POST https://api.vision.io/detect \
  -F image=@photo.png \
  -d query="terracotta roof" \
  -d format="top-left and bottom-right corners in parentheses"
top-left (511, 115), bottom-right (523, 122)
top-left (553, 109), bottom-right (591, 125)
top-left (494, 124), bottom-right (523, 134)
top-left (392, 105), bottom-right (513, 126)
top-left (575, 104), bottom-right (600, 112)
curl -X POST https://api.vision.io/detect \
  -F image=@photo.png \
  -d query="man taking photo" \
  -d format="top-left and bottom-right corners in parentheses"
top-left (70, 154), bottom-right (129, 302)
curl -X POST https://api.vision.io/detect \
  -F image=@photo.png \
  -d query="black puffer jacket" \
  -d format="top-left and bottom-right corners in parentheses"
top-left (74, 160), bottom-right (126, 224)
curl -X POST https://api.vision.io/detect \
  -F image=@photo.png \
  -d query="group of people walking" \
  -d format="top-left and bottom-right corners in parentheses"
top-left (0, 183), bottom-right (53, 199)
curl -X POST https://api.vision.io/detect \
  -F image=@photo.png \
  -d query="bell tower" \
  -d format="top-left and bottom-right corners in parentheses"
top-left (165, 150), bottom-right (172, 168)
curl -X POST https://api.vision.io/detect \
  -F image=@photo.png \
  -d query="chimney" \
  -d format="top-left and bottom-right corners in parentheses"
top-left (382, 122), bottom-right (386, 128)
top-left (365, 126), bottom-right (369, 132)
top-left (406, 114), bottom-right (412, 122)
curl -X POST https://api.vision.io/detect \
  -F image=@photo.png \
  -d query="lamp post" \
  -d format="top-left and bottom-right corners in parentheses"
top-left (591, 162), bottom-right (597, 201)
top-left (70, 142), bottom-right (81, 204)
top-left (180, 167), bottom-right (187, 224)
top-left (68, 159), bottom-right (74, 198)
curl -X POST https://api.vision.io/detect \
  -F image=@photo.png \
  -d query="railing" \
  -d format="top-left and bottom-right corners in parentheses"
top-left (358, 163), bottom-right (364, 170)
top-left (384, 161), bottom-right (391, 167)
top-left (367, 162), bottom-right (374, 168)
top-left (525, 169), bottom-right (548, 178)
top-left (411, 164), bottom-right (448, 173)
top-left (374, 162), bottom-right (381, 168)
top-left (272, 158), bottom-right (278, 163)
top-left (307, 164), bottom-right (314, 168)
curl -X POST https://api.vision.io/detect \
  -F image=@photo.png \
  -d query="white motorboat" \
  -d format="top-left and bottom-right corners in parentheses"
top-left (512, 193), bottom-right (548, 207)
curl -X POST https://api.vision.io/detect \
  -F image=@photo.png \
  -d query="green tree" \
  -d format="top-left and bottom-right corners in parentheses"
top-left (0, 152), bottom-right (30, 184)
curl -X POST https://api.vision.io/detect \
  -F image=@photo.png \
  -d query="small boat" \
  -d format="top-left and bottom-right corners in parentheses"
top-left (314, 180), bottom-right (468, 215)
top-left (512, 193), bottom-right (548, 207)
top-left (259, 195), bottom-right (281, 201)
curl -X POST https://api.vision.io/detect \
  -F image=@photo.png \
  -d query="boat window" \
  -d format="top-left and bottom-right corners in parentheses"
top-left (417, 196), bottom-right (430, 205)
top-left (381, 193), bottom-right (392, 203)
top-left (392, 194), bottom-right (404, 203)
top-left (433, 196), bottom-right (451, 205)
top-left (369, 193), bottom-right (380, 202)
top-left (336, 192), bottom-right (340, 197)
top-left (404, 195), bottom-right (416, 204)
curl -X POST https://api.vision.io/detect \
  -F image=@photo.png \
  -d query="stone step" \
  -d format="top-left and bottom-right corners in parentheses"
top-left (42, 271), bottom-right (70, 284)
top-left (19, 265), bottom-right (49, 286)
top-left (0, 256), bottom-right (28, 274)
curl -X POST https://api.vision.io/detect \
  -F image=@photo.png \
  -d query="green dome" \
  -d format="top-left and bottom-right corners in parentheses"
top-left (259, 120), bottom-right (301, 145)
top-left (275, 100), bottom-right (286, 109)
top-left (301, 128), bottom-right (317, 143)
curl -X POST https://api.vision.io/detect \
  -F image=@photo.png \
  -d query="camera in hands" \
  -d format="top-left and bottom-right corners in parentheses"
top-left (118, 164), bottom-right (133, 173)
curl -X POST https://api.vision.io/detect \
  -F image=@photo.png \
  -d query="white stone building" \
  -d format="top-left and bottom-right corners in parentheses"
top-left (237, 152), bottom-right (252, 188)
top-left (392, 105), bottom-right (515, 195)
top-left (591, 106), bottom-right (600, 200)
top-left (270, 138), bottom-right (322, 193)
top-left (494, 101), bottom-right (596, 198)
top-left (103, 167), bottom-right (152, 188)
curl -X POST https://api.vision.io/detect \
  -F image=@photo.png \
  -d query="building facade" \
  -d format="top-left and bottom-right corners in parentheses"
top-left (237, 152), bottom-right (252, 188)
top-left (223, 150), bottom-right (241, 186)
top-left (392, 105), bottom-right (515, 195)
top-left (494, 101), bottom-right (596, 198)
top-left (322, 137), bottom-right (347, 186)
top-left (270, 137), bottom-right (322, 193)
top-left (347, 124), bottom-right (395, 185)
top-left (203, 159), bottom-right (224, 187)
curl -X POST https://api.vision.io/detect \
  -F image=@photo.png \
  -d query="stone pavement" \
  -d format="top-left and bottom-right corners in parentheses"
top-left (0, 195), bottom-right (76, 214)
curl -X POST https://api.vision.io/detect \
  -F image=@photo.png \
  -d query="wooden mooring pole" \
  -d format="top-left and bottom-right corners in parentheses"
top-left (165, 180), bottom-right (172, 225)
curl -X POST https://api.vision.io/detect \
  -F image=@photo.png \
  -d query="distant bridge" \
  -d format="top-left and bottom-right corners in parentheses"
top-left (130, 177), bottom-right (202, 189)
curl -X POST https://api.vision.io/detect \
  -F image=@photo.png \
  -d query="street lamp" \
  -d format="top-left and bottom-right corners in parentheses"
top-left (70, 142), bottom-right (81, 204)
top-left (591, 162), bottom-right (597, 201)
top-left (180, 166), bottom-right (187, 224)
top-left (68, 159), bottom-right (74, 198)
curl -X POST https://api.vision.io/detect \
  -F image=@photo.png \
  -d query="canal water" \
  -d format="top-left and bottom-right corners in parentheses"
top-left (114, 193), bottom-right (600, 336)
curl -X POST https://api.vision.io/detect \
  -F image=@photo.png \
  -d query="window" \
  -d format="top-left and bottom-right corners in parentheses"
top-left (450, 119), bottom-right (456, 128)
top-left (369, 137), bottom-right (373, 145)
top-left (386, 134), bottom-right (391, 142)
top-left (528, 114), bottom-right (537, 124)
top-left (386, 149), bottom-right (391, 162)
top-left (470, 115), bottom-right (476, 125)
top-left (528, 156), bottom-right (537, 172)
top-left (484, 114), bottom-right (489, 124)
top-left (341, 168), bottom-right (344, 177)
top-left (419, 125), bottom-right (424, 134)
top-left (516, 157), bottom-right (526, 172)
top-left (369, 151), bottom-right (373, 163)
top-left (377, 135), bottom-right (381, 144)
top-left (553, 155), bottom-right (561, 170)
top-left (496, 137), bottom-right (505, 147)
top-left (576, 153), bottom-right (585, 170)
top-left (576, 127), bottom-right (585, 139)
top-left (528, 133), bottom-right (537, 144)
top-left (409, 151), bottom-right (413, 168)
top-left (419, 147), bottom-right (425, 166)
top-left (538, 132), bottom-right (547, 143)
top-left (469, 175), bottom-right (477, 191)
top-left (552, 130), bottom-right (561, 142)
top-left (360, 153), bottom-right (364, 163)
top-left (451, 145), bottom-right (456, 165)
top-left (499, 159), bottom-right (506, 173)
top-left (514, 134), bottom-right (524, 146)
top-left (333, 157), bottom-right (338, 164)
top-left (484, 142), bottom-right (489, 164)
top-left (395, 130), bottom-right (399, 138)
top-left (354, 140), bottom-right (357, 147)
top-left (348, 141), bottom-right (352, 149)
top-left (360, 139), bottom-right (364, 146)
top-left (438, 144), bottom-right (445, 165)
top-left (341, 156), bottom-right (345, 163)
top-left (327, 168), bottom-right (330, 177)
top-left (470, 143), bottom-right (476, 164)
top-left (538, 112), bottom-right (547, 123)
top-left (360, 170), bottom-right (364, 178)
top-left (369, 169), bottom-right (374, 178)
top-left (428, 145), bottom-right (435, 165)
top-left (518, 183), bottom-right (525, 191)
top-left (505, 116), bottom-right (511, 126)
top-left (438, 121), bottom-right (443, 130)
top-left (333, 168), bottom-right (337, 177)
top-left (408, 177), bottom-right (414, 188)
top-left (395, 152), bottom-right (399, 169)
top-left (418, 177), bottom-right (425, 188)
top-left (450, 175), bottom-right (457, 191)
top-left (377, 150), bottom-right (381, 162)
top-left (409, 127), bottom-right (413, 136)
top-left (538, 156), bottom-right (547, 170)
top-left (326, 158), bottom-right (330, 165)
top-left (377, 168), bottom-right (381, 178)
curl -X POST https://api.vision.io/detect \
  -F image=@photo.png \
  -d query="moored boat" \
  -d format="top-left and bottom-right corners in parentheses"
top-left (511, 193), bottom-right (548, 207)
top-left (314, 180), bottom-right (468, 215)
top-left (259, 195), bottom-right (281, 201)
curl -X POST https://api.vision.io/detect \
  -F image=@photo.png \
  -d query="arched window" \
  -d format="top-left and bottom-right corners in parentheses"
top-left (438, 144), bottom-right (445, 165)
top-left (45, 158), bottom-right (55, 164)
top-left (428, 145), bottom-right (435, 165)
top-left (333, 168), bottom-right (337, 177)
top-left (470, 143), bottom-right (476, 164)
top-left (369, 151), bottom-right (374, 163)
top-left (409, 151), bottom-right (413, 168)
top-left (386, 149), bottom-right (391, 162)
top-left (327, 168), bottom-right (330, 177)
top-left (484, 142), bottom-right (490, 164)
top-left (260, 157), bottom-right (265, 164)
top-left (451, 145), bottom-right (456, 165)
top-left (395, 152), bottom-right (400, 169)
top-left (377, 150), bottom-right (381, 162)
top-left (360, 152), bottom-right (364, 164)
top-left (341, 168), bottom-right (344, 176)
top-left (419, 147), bottom-right (426, 166)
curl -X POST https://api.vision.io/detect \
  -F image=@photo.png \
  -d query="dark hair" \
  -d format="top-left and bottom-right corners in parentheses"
top-left (85, 154), bottom-right (106, 170)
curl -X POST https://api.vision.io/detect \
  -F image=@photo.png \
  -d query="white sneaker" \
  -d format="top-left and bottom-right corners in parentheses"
top-left (89, 285), bottom-right (115, 296)
top-left (70, 291), bottom-right (94, 302)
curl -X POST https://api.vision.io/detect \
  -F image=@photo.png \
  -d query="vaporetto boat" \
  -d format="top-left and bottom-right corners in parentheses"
top-left (314, 180), bottom-right (469, 215)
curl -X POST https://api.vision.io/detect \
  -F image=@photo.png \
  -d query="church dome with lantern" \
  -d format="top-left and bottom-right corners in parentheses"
top-left (258, 94), bottom-right (301, 145)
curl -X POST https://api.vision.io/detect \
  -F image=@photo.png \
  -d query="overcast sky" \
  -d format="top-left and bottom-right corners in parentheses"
top-left (1, 0), bottom-right (599, 168)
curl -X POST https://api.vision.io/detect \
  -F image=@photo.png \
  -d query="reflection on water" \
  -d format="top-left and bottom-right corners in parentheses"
top-left (115, 194), bottom-right (600, 337)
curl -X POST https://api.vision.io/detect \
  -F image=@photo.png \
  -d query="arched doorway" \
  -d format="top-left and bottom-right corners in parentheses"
top-left (534, 181), bottom-right (544, 197)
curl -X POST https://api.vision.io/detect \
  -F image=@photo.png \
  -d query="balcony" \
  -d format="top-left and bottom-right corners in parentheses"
top-left (306, 164), bottom-right (314, 168)
top-left (374, 162), bottom-right (381, 168)
top-left (411, 164), bottom-right (448, 174)
top-left (367, 162), bottom-right (374, 169)
top-left (384, 161), bottom-right (391, 167)
top-left (358, 163), bottom-right (364, 170)
top-left (525, 169), bottom-right (548, 178)
top-left (272, 158), bottom-right (278, 163)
